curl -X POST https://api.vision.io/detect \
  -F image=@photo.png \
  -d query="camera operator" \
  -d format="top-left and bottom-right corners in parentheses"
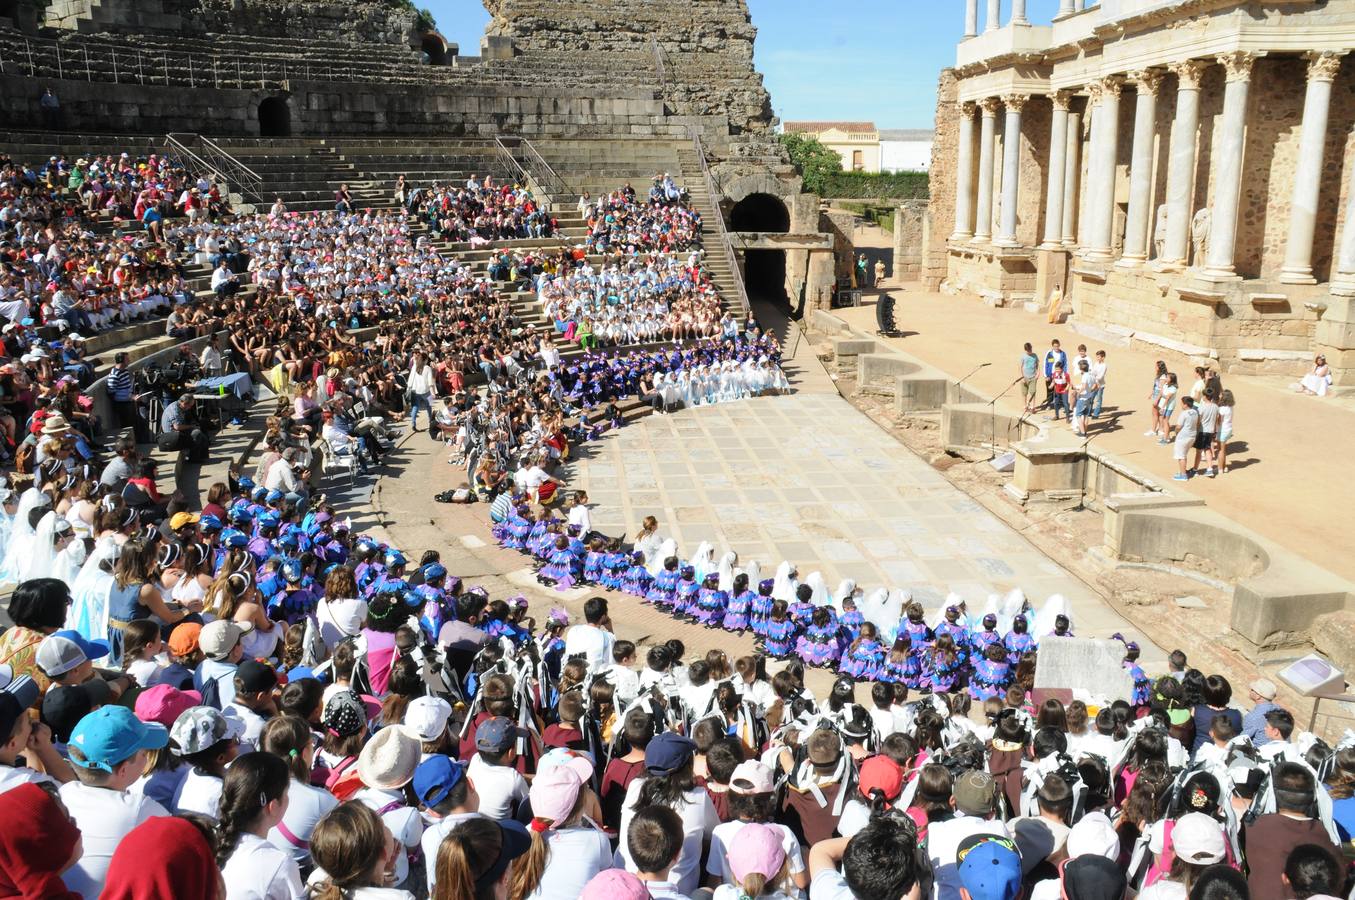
top-left (107, 352), bottom-right (151, 444)
top-left (157, 392), bottom-right (210, 463)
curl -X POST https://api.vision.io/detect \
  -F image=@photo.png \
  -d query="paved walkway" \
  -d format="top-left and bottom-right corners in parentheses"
top-left (832, 287), bottom-right (1355, 585)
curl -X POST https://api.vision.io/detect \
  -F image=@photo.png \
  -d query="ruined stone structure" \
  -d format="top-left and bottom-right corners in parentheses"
top-left (0, 0), bottom-right (835, 310)
top-left (926, 0), bottom-right (1355, 383)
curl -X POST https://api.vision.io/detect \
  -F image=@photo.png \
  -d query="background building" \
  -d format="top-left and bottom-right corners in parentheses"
top-left (784, 121), bottom-right (881, 172)
top-left (880, 128), bottom-right (934, 172)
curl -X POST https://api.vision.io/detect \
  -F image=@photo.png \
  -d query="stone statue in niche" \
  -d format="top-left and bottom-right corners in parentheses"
top-left (1153, 205), bottom-right (1168, 260)
top-left (1190, 208), bottom-right (1211, 267)
top-left (1112, 205), bottom-right (1127, 259)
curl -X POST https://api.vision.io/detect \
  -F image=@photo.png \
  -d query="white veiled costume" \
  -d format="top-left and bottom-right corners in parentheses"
top-left (715, 552), bottom-right (737, 592)
top-left (647, 538), bottom-right (678, 575)
top-left (1033, 593), bottom-right (1072, 641)
top-left (0, 489), bottom-right (48, 584)
top-left (67, 535), bottom-right (123, 644)
top-left (689, 541), bottom-right (715, 582)
top-left (771, 561), bottom-right (797, 603)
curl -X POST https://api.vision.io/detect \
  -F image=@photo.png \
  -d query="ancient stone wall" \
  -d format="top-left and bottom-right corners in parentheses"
top-left (483, 0), bottom-right (773, 135)
top-left (923, 68), bottom-right (959, 290)
top-left (45, 0), bottom-right (418, 43)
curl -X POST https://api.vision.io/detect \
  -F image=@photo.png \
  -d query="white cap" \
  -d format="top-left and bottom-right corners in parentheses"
top-left (1066, 811), bottom-right (1120, 860)
top-left (1172, 812), bottom-right (1227, 864)
top-left (403, 696), bottom-right (452, 743)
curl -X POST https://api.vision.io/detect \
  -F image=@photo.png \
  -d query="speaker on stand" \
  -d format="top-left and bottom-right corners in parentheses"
top-left (876, 292), bottom-right (900, 337)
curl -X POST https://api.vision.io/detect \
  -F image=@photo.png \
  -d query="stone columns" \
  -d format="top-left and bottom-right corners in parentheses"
top-left (985, 0), bottom-right (1000, 32)
top-left (1043, 92), bottom-right (1072, 248)
top-left (1281, 52), bottom-right (1345, 284)
top-left (1011, 0), bottom-right (1028, 25)
top-left (1057, 0), bottom-right (1075, 17)
top-left (951, 102), bottom-right (977, 241)
top-left (1160, 59), bottom-right (1205, 268)
top-left (996, 94), bottom-right (1028, 247)
top-left (1073, 0), bottom-right (1085, 10)
top-left (964, 0), bottom-right (978, 38)
top-left (975, 98), bottom-right (999, 241)
top-left (1061, 107), bottom-right (1082, 246)
top-left (1203, 52), bottom-right (1256, 279)
top-left (1119, 69), bottom-right (1162, 266)
top-left (1084, 76), bottom-right (1123, 261)
top-left (1330, 161), bottom-right (1355, 294)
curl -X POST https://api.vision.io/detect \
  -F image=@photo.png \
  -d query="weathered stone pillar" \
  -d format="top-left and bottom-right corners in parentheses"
top-left (1056, 0), bottom-right (1075, 17)
top-left (964, 0), bottom-right (978, 37)
top-left (1330, 156), bottom-right (1355, 294)
top-left (1119, 69), bottom-right (1162, 266)
top-left (985, 0), bottom-right (1000, 32)
top-left (975, 98), bottom-right (999, 242)
top-left (1161, 59), bottom-right (1205, 268)
top-left (1073, 0), bottom-right (1085, 9)
top-left (1084, 76), bottom-right (1122, 261)
top-left (1011, 0), bottom-right (1029, 25)
top-left (1043, 92), bottom-right (1071, 248)
top-left (996, 94), bottom-right (1028, 247)
top-left (951, 102), bottom-right (977, 240)
top-left (1061, 107), bottom-right (1082, 246)
top-left (1281, 52), bottom-right (1345, 284)
top-left (1203, 52), bottom-right (1256, 279)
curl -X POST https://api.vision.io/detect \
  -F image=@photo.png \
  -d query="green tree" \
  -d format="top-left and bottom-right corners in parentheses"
top-left (778, 132), bottom-right (843, 195)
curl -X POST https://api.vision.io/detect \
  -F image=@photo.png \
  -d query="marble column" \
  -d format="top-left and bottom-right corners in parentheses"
top-left (1281, 51), bottom-right (1345, 284)
top-left (1332, 167), bottom-right (1355, 293)
top-left (951, 102), bottom-right (978, 240)
top-left (1057, 0), bottom-right (1075, 16)
top-left (964, 0), bottom-right (978, 38)
top-left (996, 94), bottom-right (1028, 247)
top-left (975, 98), bottom-right (999, 241)
top-left (1084, 76), bottom-right (1122, 261)
top-left (1073, 0), bottom-right (1085, 10)
top-left (1203, 52), bottom-right (1256, 278)
top-left (1161, 59), bottom-right (1206, 268)
top-left (1043, 92), bottom-right (1071, 248)
top-left (1119, 69), bottom-right (1162, 266)
top-left (985, 0), bottom-right (1000, 32)
top-left (1061, 107), bottom-right (1082, 246)
top-left (1012, 0), bottom-right (1028, 25)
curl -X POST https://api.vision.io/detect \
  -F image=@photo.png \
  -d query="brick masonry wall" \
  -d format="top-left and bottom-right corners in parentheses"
top-left (923, 68), bottom-right (959, 290)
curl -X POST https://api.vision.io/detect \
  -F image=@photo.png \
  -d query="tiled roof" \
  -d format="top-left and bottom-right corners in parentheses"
top-left (784, 121), bottom-right (878, 135)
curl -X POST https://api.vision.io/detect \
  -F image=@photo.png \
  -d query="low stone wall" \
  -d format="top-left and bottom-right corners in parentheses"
top-left (942, 402), bottom-right (1039, 453)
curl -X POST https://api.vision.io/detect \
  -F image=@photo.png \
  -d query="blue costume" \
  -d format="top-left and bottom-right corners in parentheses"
top-left (840, 639), bottom-right (884, 681)
top-left (540, 545), bottom-right (582, 589)
top-left (622, 560), bottom-right (653, 597)
top-left (968, 658), bottom-right (1012, 700)
top-left (970, 628), bottom-right (1003, 659)
top-left (723, 589), bottom-right (755, 632)
top-left (582, 550), bottom-right (605, 583)
top-left (796, 619), bottom-right (844, 667)
top-left (694, 585), bottom-right (728, 626)
top-left (1125, 659), bottom-right (1152, 706)
top-left (599, 551), bottom-right (628, 590)
top-left (750, 589), bottom-right (775, 637)
top-left (762, 617), bottom-right (798, 657)
top-left (927, 650), bottom-right (963, 693)
top-left (877, 651), bottom-right (922, 688)
top-left (839, 609), bottom-right (865, 642)
top-left (646, 568), bottom-right (680, 608)
top-left (1003, 631), bottom-right (1037, 666)
top-left (673, 572), bottom-right (701, 616)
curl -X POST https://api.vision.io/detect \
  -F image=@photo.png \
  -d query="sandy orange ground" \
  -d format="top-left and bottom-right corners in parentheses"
top-left (833, 287), bottom-right (1355, 585)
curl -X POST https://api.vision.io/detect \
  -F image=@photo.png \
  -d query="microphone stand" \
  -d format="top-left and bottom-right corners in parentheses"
top-left (954, 361), bottom-right (992, 394)
top-left (1074, 427), bottom-right (1101, 511)
top-left (987, 376), bottom-right (1026, 461)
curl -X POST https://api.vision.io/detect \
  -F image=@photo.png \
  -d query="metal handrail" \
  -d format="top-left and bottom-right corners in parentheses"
top-left (518, 138), bottom-right (572, 199)
top-left (492, 136), bottom-right (529, 186)
top-left (164, 133), bottom-right (266, 205)
top-left (649, 38), bottom-right (667, 89)
top-left (686, 126), bottom-right (751, 317)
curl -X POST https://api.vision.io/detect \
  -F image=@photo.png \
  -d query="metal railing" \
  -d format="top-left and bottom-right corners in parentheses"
top-left (686, 126), bottom-right (751, 317)
top-left (518, 138), bottom-right (572, 199)
top-left (165, 133), bottom-right (266, 206)
top-left (649, 38), bottom-right (668, 89)
top-left (492, 136), bottom-right (530, 187)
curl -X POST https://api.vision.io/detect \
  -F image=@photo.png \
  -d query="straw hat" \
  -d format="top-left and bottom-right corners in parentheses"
top-left (357, 724), bottom-right (421, 790)
top-left (41, 414), bottom-right (72, 436)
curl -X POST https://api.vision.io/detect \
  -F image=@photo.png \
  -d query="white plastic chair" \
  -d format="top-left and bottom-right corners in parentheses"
top-left (319, 438), bottom-right (359, 485)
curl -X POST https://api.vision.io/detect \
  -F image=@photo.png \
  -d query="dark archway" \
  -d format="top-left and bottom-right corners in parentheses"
top-left (258, 97), bottom-right (290, 137)
top-left (729, 192), bottom-right (791, 306)
top-left (0, 0), bottom-right (17, 22)
top-left (421, 33), bottom-right (448, 65)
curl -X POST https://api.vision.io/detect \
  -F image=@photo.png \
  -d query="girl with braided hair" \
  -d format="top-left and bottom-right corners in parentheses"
top-left (217, 751), bottom-right (302, 898)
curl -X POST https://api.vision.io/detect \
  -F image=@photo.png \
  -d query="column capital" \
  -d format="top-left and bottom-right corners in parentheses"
top-left (1127, 68), bottom-right (1164, 97)
top-left (1087, 75), bottom-right (1123, 104)
top-left (957, 100), bottom-right (977, 116)
top-left (1167, 58), bottom-right (1208, 90)
top-left (1305, 50), bottom-right (1346, 84)
top-left (978, 96), bottom-right (1001, 116)
top-left (1217, 51), bottom-right (1257, 83)
top-left (1001, 93), bottom-right (1030, 113)
top-left (1050, 90), bottom-right (1075, 111)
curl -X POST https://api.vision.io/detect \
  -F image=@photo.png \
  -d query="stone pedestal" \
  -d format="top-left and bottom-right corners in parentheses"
top-left (1316, 295), bottom-right (1355, 383)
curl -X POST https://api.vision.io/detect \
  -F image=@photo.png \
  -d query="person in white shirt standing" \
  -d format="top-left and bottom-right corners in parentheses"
top-left (407, 352), bottom-right (437, 433)
top-left (1090, 350), bottom-right (1109, 419)
top-left (564, 597), bottom-right (616, 672)
top-left (60, 706), bottom-right (172, 900)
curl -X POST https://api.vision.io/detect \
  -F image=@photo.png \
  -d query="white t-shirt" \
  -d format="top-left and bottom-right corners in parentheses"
top-left (836, 799), bottom-right (871, 839)
top-left (467, 754), bottom-right (528, 819)
top-left (355, 787), bottom-right (423, 886)
top-left (564, 624), bottom-right (615, 671)
top-left (174, 767), bottom-right (225, 820)
top-left (421, 812), bottom-right (484, 893)
top-left (707, 820), bottom-right (805, 884)
top-left (616, 780), bottom-right (719, 896)
top-left (59, 781), bottom-right (169, 900)
top-left (526, 826), bottom-right (614, 900)
top-left (1137, 881), bottom-right (1189, 900)
top-left (0, 763), bottom-right (56, 795)
top-left (809, 867), bottom-right (856, 900)
top-left (567, 504), bottom-right (592, 535)
top-left (927, 815), bottom-right (1008, 900)
top-left (714, 886), bottom-right (795, 900)
top-left (678, 681), bottom-right (717, 720)
top-left (267, 778), bottom-right (339, 866)
top-left (226, 701), bottom-right (268, 753)
top-left (739, 679), bottom-right (776, 711)
top-left (597, 663), bottom-right (641, 710)
top-left (222, 832), bottom-right (305, 900)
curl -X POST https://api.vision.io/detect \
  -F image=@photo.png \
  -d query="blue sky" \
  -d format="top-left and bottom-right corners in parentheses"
top-left (424, 0), bottom-right (1068, 129)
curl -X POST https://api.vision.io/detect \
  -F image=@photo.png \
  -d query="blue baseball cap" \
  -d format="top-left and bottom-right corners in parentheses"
top-left (281, 558), bottom-right (304, 583)
top-left (645, 732), bottom-right (697, 777)
top-left (475, 716), bottom-right (525, 753)
top-left (423, 563), bottom-right (447, 580)
top-left (413, 754), bottom-right (466, 808)
top-left (251, 486), bottom-right (268, 501)
top-left (257, 511), bottom-right (281, 529)
top-left (199, 514), bottom-right (223, 532)
top-left (385, 550), bottom-right (407, 568)
top-left (36, 630), bottom-right (110, 678)
top-left (957, 834), bottom-right (1022, 900)
top-left (68, 705), bottom-right (168, 772)
top-left (224, 531), bottom-right (249, 549)
top-left (266, 489), bottom-right (285, 504)
top-left (237, 476), bottom-right (255, 490)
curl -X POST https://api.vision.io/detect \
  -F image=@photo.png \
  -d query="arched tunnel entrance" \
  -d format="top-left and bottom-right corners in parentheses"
top-left (258, 96), bottom-right (291, 137)
top-left (729, 192), bottom-right (791, 309)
